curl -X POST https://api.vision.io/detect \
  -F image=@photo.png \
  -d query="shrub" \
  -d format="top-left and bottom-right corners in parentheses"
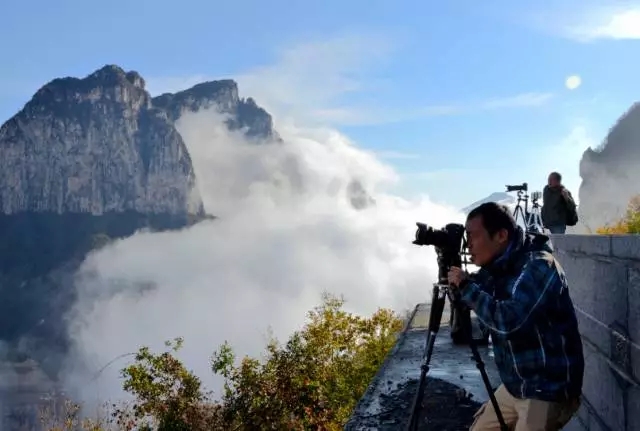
top-left (596, 195), bottom-right (640, 234)
top-left (43, 293), bottom-right (402, 430)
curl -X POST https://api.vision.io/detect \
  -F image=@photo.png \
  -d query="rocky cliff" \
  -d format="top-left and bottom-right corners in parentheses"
top-left (0, 64), bottom-right (278, 378)
top-left (153, 80), bottom-right (279, 141)
top-left (0, 65), bottom-right (204, 216)
top-left (578, 103), bottom-right (640, 231)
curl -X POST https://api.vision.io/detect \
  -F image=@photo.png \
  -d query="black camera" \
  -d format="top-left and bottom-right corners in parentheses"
top-left (413, 222), bottom-right (464, 251)
top-left (413, 222), bottom-right (466, 282)
top-left (505, 182), bottom-right (528, 192)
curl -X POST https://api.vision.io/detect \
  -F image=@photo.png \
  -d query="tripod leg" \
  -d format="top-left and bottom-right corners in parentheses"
top-left (450, 297), bottom-right (509, 431)
top-left (406, 286), bottom-right (447, 431)
top-left (468, 337), bottom-right (509, 431)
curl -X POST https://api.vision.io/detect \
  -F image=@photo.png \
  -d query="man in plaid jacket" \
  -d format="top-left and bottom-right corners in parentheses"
top-left (448, 202), bottom-right (584, 431)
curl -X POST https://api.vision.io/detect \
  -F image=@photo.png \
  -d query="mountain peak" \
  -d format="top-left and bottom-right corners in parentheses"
top-left (0, 65), bottom-right (201, 216)
top-left (22, 65), bottom-right (151, 119)
top-left (152, 79), bottom-right (240, 120)
top-left (461, 191), bottom-right (515, 214)
top-left (152, 80), bottom-right (278, 141)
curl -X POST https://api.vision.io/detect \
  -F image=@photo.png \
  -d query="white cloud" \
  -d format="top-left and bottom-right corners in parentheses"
top-left (480, 92), bottom-right (554, 109)
top-left (555, 6), bottom-right (640, 41)
top-left (60, 109), bottom-right (463, 407)
top-left (235, 33), bottom-right (391, 123)
top-left (565, 75), bottom-right (582, 90)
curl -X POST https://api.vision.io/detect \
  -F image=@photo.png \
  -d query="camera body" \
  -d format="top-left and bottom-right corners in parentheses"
top-left (413, 222), bottom-right (474, 345)
top-left (506, 182), bottom-right (528, 193)
top-left (413, 222), bottom-right (466, 282)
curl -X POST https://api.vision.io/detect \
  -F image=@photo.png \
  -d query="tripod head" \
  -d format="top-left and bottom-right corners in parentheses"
top-left (531, 191), bottom-right (542, 208)
top-left (506, 182), bottom-right (530, 205)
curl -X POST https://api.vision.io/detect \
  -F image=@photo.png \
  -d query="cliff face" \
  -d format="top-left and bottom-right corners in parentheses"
top-left (0, 65), bottom-right (278, 377)
top-left (152, 80), bottom-right (279, 141)
top-left (578, 103), bottom-right (640, 230)
top-left (0, 65), bottom-right (203, 216)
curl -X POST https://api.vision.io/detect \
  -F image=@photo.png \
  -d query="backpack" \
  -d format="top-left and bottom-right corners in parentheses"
top-left (566, 204), bottom-right (579, 226)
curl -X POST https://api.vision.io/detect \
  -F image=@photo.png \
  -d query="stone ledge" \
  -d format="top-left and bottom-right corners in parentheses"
top-left (347, 304), bottom-right (499, 430)
top-left (550, 234), bottom-right (612, 257)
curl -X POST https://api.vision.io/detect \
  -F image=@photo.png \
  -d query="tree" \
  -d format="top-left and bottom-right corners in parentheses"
top-left (211, 293), bottom-right (402, 430)
top-left (107, 293), bottom-right (402, 430)
top-left (118, 337), bottom-right (223, 430)
top-left (596, 195), bottom-right (640, 234)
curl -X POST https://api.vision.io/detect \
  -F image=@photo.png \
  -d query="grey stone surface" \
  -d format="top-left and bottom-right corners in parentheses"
top-left (346, 303), bottom-right (499, 430)
top-left (553, 234), bottom-right (640, 431)
top-left (562, 419), bottom-right (581, 431)
top-left (629, 268), bottom-right (640, 382)
top-left (611, 235), bottom-right (640, 261)
top-left (551, 234), bottom-right (612, 257)
top-left (583, 345), bottom-right (626, 430)
top-left (628, 386), bottom-right (640, 431)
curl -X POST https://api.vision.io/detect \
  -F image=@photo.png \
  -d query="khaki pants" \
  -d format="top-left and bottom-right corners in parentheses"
top-left (470, 385), bottom-right (580, 431)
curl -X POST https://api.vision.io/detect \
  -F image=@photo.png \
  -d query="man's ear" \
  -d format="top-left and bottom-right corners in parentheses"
top-left (496, 228), bottom-right (510, 245)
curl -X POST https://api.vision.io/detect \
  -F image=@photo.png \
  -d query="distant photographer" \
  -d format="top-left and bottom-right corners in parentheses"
top-left (447, 203), bottom-right (584, 431)
top-left (542, 172), bottom-right (577, 234)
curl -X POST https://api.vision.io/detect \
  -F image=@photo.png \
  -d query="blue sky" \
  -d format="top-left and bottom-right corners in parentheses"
top-left (2, 0), bottom-right (640, 207)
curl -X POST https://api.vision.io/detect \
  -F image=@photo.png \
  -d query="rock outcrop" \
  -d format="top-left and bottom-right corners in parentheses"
top-left (0, 65), bottom-right (204, 216)
top-left (152, 80), bottom-right (279, 141)
top-left (578, 103), bottom-right (640, 231)
top-left (0, 64), bottom-right (278, 378)
top-left (0, 62), bottom-right (376, 383)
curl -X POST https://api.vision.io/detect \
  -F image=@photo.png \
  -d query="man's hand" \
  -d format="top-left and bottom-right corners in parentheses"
top-left (447, 266), bottom-right (468, 289)
top-left (561, 187), bottom-right (570, 198)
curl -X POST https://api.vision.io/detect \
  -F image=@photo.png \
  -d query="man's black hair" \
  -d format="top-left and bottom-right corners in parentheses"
top-left (467, 202), bottom-right (517, 239)
top-left (550, 171), bottom-right (562, 182)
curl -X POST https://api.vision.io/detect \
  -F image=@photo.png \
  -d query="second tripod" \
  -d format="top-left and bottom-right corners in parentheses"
top-left (405, 283), bottom-right (508, 431)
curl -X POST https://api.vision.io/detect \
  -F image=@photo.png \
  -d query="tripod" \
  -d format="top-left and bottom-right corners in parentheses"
top-left (512, 189), bottom-right (529, 230)
top-left (525, 194), bottom-right (544, 233)
top-left (406, 283), bottom-right (508, 431)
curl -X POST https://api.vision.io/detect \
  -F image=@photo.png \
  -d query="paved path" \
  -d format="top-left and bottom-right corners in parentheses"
top-left (346, 302), bottom-right (501, 430)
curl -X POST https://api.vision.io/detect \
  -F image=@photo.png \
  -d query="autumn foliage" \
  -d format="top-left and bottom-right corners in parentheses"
top-left (596, 195), bottom-right (640, 234)
top-left (43, 293), bottom-right (403, 430)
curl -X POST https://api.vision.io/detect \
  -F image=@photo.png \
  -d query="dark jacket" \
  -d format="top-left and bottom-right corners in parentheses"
top-left (459, 230), bottom-right (584, 402)
top-left (542, 185), bottom-right (576, 227)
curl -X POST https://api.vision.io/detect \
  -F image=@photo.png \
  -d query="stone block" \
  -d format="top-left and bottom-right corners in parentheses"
top-left (611, 235), bottom-right (640, 261)
top-left (628, 386), bottom-right (640, 431)
top-left (582, 347), bottom-right (626, 431)
top-left (552, 234), bottom-right (612, 257)
top-left (562, 416), bottom-right (585, 431)
top-left (629, 269), bottom-right (640, 382)
top-left (568, 260), bottom-right (628, 354)
top-left (563, 402), bottom-right (590, 431)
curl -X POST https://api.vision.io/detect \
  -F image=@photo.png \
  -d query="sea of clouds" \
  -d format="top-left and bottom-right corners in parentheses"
top-left (60, 109), bottom-right (465, 407)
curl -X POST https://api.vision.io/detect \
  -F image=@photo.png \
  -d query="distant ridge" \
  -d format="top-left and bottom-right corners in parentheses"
top-left (461, 191), bottom-right (515, 214)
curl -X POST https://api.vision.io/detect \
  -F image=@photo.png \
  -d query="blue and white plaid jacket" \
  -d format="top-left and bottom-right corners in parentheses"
top-left (459, 231), bottom-right (584, 402)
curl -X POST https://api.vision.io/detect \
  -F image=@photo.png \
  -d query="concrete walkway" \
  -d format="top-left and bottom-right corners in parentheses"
top-left (346, 302), bottom-right (501, 430)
